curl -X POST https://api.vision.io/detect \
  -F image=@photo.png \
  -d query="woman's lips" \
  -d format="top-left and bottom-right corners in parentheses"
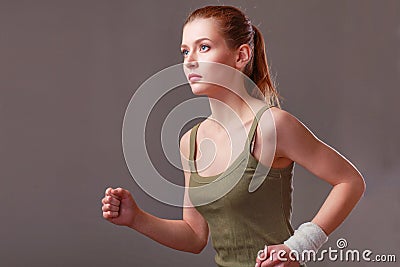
top-left (188, 73), bottom-right (202, 82)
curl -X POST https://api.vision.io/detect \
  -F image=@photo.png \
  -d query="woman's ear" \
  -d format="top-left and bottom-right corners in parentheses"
top-left (235, 44), bottom-right (252, 70)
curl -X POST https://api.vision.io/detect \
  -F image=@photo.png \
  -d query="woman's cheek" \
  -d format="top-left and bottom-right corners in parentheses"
top-left (204, 62), bottom-right (235, 89)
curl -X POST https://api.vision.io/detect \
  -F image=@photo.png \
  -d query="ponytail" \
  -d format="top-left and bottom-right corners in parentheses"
top-left (249, 25), bottom-right (282, 108)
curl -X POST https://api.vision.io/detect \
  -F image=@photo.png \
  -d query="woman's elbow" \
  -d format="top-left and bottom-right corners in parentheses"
top-left (353, 174), bottom-right (366, 198)
top-left (191, 238), bottom-right (208, 254)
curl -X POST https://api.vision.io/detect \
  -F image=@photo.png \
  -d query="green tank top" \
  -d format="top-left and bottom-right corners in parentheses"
top-left (188, 105), bottom-right (306, 267)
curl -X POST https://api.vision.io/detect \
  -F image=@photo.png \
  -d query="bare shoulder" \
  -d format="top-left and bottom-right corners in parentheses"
top-left (267, 106), bottom-right (317, 158)
top-left (270, 106), bottom-right (318, 141)
top-left (268, 106), bottom-right (298, 126)
top-left (258, 106), bottom-right (303, 140)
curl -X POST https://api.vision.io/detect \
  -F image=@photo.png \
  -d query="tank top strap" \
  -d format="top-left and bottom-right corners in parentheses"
top-left (246, 105), bottom-right (273, 148)
top-left (188, 122), bottom-right (201, 171)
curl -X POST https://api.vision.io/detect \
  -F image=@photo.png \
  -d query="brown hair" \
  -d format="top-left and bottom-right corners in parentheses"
top-left (184, 5), bottom-right (282, 108)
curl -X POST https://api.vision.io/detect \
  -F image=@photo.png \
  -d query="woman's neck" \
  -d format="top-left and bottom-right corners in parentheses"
top-left (207, 88), bottom-right (263, 131)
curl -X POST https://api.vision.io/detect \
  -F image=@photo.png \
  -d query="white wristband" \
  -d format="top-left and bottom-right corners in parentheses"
top-left (283, 222), bottom-right (328, 264)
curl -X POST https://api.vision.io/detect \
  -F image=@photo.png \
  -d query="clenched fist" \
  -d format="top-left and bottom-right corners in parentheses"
top-left (101, 187), bottom-right (142, 228)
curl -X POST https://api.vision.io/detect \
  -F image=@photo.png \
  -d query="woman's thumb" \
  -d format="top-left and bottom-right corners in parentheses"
top-left (111, 187), bottom-right (129, 199)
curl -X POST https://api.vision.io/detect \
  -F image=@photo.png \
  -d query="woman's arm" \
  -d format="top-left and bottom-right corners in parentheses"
top-left (101, 130), bottom-right (209, 254)
top-left (273, 108), bottom-right (366, 236)
top-left (255, 108), bottom-right (366, 267)
top-left (130, 130), bottom-right (209, 253)
top-left (129, 206), bottom-right (207, 254)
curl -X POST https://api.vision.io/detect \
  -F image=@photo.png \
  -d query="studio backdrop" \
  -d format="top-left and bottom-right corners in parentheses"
top-left (0, 1), bottom-right (399, 266)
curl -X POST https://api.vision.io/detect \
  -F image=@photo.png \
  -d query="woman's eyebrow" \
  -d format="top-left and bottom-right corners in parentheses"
top-left (180, 37), bottom-right (212, 48)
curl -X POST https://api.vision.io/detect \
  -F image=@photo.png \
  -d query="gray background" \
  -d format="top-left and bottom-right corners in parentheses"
top-left (1, 0), bottom-right (399, 266)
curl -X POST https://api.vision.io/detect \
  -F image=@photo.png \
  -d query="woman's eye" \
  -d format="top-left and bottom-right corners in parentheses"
top-left (200, 44), bottom-right (210, 51)
top-left (181, 49), bottom-right (189, 56)
top-left (181, 45), bottom-right (209, 57)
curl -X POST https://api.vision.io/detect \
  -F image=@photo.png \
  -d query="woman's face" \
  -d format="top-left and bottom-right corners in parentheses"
top-left (181, 18), bottom-right (241, 96)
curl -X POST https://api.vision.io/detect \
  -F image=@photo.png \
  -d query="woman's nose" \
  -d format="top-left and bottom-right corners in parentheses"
top-left (185, 52), bottom-right (199, 69)
top-left (185, 60), bottom-right (198, 70)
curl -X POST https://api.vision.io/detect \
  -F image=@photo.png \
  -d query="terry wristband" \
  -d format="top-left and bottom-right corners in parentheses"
top-left (283, 221), bottom-right (328, 264)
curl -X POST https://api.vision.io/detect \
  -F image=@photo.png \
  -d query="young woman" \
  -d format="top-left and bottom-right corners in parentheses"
top-left (101, 6), bottom-right (365, 267)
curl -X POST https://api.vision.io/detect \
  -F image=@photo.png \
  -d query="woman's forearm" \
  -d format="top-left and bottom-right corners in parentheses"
top-left (129, 209), bottom-right (206, 254)
top-left (311, 174), bottom-right (366, 236)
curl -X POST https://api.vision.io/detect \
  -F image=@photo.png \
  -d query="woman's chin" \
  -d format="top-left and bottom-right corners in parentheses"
top-left (189, 82), bottom-right (209, 95)
top-left (191, 90), bottom-right (207, 96)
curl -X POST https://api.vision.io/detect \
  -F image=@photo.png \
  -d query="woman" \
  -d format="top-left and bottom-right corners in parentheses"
top-left (101, 6), bottom-right (365, 267)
